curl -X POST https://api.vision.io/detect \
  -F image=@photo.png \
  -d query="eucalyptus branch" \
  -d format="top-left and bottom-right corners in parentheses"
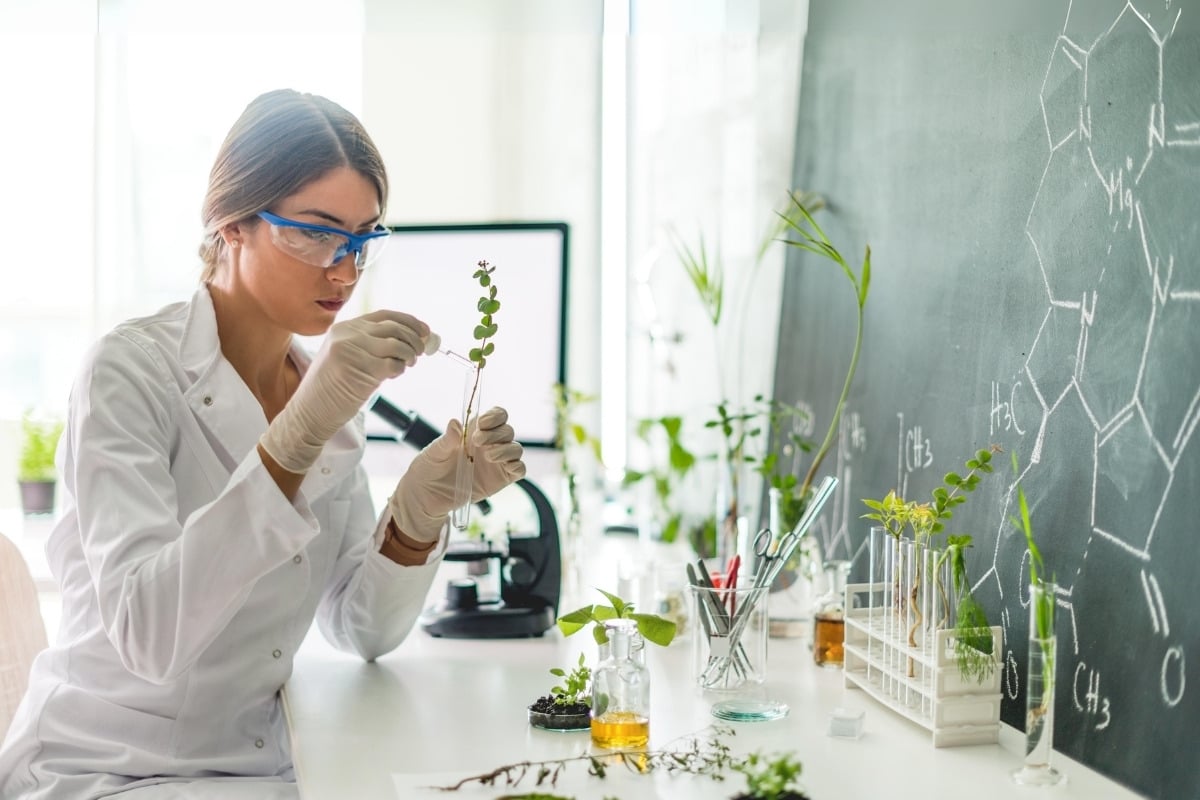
top-left (431, 725), bottom-right (738, 793)
top-left (463, 260), bottom-right (500, 453)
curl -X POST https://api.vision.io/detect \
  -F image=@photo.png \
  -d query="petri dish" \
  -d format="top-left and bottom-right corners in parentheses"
top-left (710, 698), bottom-right (790, 722)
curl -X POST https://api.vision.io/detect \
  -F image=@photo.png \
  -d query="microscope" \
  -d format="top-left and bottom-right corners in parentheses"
top-left (371, 397), bottom-right (561, 639)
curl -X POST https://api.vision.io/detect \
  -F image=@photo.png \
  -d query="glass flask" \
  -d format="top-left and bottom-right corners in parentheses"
top-left (812, 560), bottom-right (851, 668)
top-left (590, 618), bottom-right (650, 748)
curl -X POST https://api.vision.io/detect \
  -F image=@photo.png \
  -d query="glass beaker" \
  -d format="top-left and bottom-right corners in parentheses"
top-left (590, 618), bottom-right (650, 748)
top-left (689, 582), bottom-right (770, 692)
top-left (812, 560), bottom-right (851, 668)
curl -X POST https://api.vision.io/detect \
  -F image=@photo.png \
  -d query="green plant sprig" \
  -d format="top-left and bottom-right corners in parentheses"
top-left (778, 192), bottom-right (871, 503)
top-left (556, 588), bottom-right (677, 647)
top-left (732, 751), bottom-right (810, 800)
top-left (547, 652), bottom-right (592, 708)
top-left (944, 535), bottom-right (997, 680)
top-left (1010, 451), bottom-right (1056, 729)
top-left (432, 725), bottom-right (738, 793)
top-left (462, 260), bottom-right (500, 453)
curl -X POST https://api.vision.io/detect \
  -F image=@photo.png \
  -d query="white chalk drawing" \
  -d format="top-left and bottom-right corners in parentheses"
top-left (980, 0), bottom-right (1195, 719)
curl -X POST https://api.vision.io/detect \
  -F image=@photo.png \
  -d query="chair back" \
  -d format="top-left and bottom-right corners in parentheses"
top-left (0, 531), bottom-right (48, 739)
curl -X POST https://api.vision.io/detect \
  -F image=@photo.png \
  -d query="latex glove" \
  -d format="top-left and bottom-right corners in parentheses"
top-left (388, 407), bottom-right (527, 542)
top-left (260, 310), bottom-right (430, 474)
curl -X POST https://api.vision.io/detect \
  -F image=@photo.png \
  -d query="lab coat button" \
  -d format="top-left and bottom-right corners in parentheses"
top-left (320, 466), bottom-right (331, 475)
top-left (255, 739), bottom-right (264, 749)
top-left (272, 649), bottom-right (282, 659)
top-left (293, 554), bottom-right (303, 564)
top-left (203, 395), bottom-right (213, 406)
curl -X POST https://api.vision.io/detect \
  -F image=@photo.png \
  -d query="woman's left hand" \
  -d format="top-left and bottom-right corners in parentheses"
top-left (387, 407), bottom-right (526, 542)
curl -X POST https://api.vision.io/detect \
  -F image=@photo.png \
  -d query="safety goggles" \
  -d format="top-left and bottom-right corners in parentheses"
top-left (256, 210), bottom-right (390, 270)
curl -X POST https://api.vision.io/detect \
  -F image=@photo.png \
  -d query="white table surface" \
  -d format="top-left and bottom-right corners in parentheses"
top-left (282, 615), bottom-right (1143, 800)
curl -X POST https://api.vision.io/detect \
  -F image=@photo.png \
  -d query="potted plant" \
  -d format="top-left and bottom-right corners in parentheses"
top-left (527, 589), bottom-right (677, 732)
top-left (527, 652), bottom-right (592, 732)
top-left (17, 412), bottom-right (63, 515)
top-left (731, 751), bottom-right (810, 800)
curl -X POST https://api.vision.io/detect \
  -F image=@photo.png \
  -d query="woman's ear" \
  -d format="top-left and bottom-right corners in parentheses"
top-left (219, 222), bottom-right (244, 250)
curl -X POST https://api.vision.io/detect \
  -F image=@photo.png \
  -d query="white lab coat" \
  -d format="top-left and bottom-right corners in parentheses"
top-left (0, 286), bottom-right (445, 799)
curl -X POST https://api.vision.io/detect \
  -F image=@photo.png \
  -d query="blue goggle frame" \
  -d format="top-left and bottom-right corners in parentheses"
top-left (257, 210), bottom-right (390, 268)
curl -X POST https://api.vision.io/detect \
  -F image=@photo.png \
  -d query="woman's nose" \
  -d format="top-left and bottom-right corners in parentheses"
top-left (327, 252), bottom-right (360, 286)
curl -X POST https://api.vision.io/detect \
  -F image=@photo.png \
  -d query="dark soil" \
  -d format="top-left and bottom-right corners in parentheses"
top-left (528, 696), bottom-right (589, 716)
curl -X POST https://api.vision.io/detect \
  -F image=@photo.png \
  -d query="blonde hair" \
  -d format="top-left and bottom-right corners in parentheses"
top-left (198, 89), bottom-right (388, 282)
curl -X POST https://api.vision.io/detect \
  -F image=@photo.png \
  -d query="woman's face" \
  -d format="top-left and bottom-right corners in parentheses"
top-left (226, 166), bottom-right (382, 337)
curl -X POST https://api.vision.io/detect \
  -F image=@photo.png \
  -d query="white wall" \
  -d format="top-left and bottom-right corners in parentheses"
top-left (624, 0), bottom-right (809, 525)
top-left (360, 0), bottom-right (604, 495)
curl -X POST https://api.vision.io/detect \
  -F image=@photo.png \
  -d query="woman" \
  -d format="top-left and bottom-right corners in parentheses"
top-left (0, 89), bottom-right (526, 799)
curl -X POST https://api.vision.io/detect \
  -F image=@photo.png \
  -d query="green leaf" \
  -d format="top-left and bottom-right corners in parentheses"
top-left (630, 613), bottom-right (678, 647)
top-left (469, 347), bottom-right (482, 361)
top-left (478, 274), bottom-right (491, 286)
top-left (556, 606), bottom-right (595, 637)
top-left (596, 589), bottom-right (627, 616)
top-left (482, 342), bottom-right (494, 356)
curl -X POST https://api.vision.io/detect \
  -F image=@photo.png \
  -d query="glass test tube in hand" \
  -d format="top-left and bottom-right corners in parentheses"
top-left (451, 359), bottom-right (482, 531)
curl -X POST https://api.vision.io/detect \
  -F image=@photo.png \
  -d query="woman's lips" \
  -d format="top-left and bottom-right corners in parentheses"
top-left (317, 299), bottom-right (344, 311)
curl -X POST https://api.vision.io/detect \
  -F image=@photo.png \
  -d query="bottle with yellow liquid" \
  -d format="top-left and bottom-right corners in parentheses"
top-left (590, 618), bottom-right (650, 748)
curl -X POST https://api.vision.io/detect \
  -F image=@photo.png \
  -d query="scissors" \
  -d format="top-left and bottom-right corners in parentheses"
top-left (748, 528), bottom-right (800, 590)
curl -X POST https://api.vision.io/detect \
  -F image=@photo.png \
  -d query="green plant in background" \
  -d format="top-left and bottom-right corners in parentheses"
top-left (622, 415), bottom-right (699, 547)
top-left (552, 383), bottom-right (603, 519)
top-left (556, 588), bottom-right (678, 648)
top-left (1010, 451), bottom-right (1055, 727)
top-left (462, 260), bottom-right (500, 453)
top-left (732, 751), bottom-right (809, 800)
top-left (18, 412), bottom-right (63, 482)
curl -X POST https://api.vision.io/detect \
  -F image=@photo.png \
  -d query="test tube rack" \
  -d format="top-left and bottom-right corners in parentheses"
top-left (842, 581), bottom-right (1002, 747)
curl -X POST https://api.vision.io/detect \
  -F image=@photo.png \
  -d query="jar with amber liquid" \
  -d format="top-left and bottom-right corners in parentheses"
top-left (590, 618), bottom-right (650, 748)
top-left (812, 560), bottom-right (851, 668)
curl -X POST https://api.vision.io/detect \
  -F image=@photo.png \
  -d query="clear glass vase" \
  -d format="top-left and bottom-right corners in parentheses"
top-left (1012, 579), bottom-right (1064, 786)
top-left (591, 619), bottom-right (650, 749)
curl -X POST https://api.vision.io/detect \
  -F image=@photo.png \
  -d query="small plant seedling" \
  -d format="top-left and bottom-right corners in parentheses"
top-left (462, 260), bottom-right (500, 455)
top-left (548, 653), bottom-right (591, 708)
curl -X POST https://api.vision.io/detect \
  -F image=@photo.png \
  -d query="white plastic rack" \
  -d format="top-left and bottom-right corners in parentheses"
top-left (842, 581), bottom-right (1002, 747)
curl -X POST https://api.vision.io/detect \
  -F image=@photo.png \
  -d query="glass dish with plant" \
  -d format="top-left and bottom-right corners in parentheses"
top-left (526, 589), bottom-right (677, 734)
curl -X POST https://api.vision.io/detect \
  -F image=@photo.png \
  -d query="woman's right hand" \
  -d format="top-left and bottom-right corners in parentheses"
top-left (259, 309), bottom-right (430, 474)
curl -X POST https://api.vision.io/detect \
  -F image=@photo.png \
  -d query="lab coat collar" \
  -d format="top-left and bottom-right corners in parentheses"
top-left (176, 285), bottom-right (365, 498)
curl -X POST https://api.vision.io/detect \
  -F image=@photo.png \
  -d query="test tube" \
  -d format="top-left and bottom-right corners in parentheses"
top-left (450, 361), bottom-right (482, 531)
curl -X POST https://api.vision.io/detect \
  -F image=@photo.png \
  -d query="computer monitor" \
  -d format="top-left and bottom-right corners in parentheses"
top-left (360, 222), bottom-right (568, 448)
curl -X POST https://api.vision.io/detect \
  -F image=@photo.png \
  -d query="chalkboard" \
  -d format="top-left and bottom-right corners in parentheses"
top-left (773, 2), bottom-right (1198, 797)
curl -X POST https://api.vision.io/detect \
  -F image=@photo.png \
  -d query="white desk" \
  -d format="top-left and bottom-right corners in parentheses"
top-left (282, 622), bottom-right (1142, 800)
